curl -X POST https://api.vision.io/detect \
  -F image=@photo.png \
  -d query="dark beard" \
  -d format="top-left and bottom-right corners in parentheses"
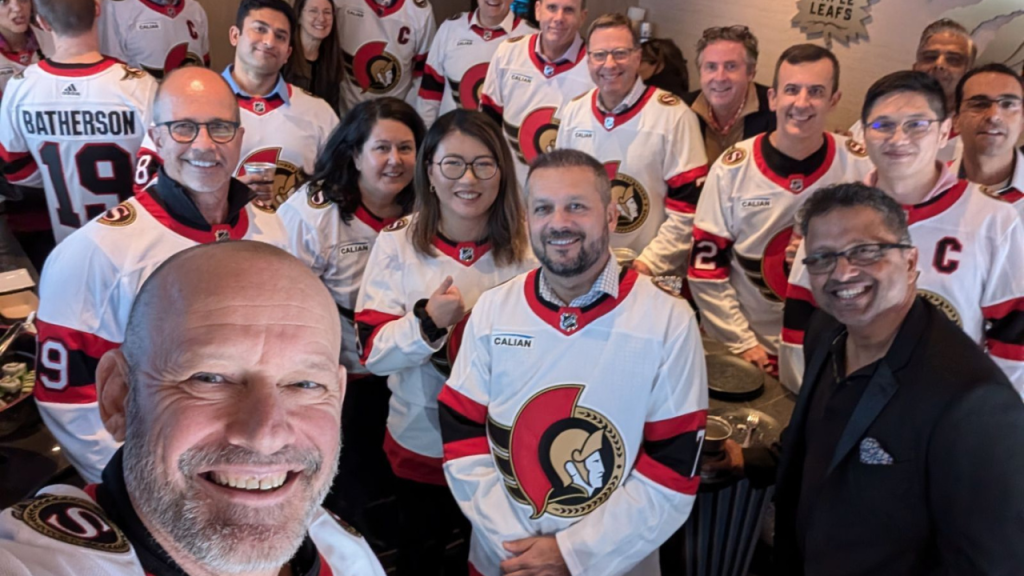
top-left (533, 227), bottom-right (609, 278)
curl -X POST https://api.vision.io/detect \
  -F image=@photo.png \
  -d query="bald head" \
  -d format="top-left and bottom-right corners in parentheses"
top-left (154, 67), bottom-right (240, 125)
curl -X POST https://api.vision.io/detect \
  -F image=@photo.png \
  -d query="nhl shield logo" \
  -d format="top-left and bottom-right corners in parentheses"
top-left (215, 229), bottom-right (231, 242)
top-left (559, 312), bottom-right (578, 333)
top-left (603, 116), bottom-right (615, 130)
top-left (167, 6), bottom-right (176, 17)
top-left (543, 65), bottom-right (555, 77)
top-left (253, 100), bottom-right (267, 114)
top-left (483, 30), bottom-right (493, 40)
top-left (790, 178), bottom-right (805, 193)
top-left (459, 246), bottom-right (475, 262)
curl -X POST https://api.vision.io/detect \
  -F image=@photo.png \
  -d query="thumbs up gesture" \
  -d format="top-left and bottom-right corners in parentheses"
top-left (425, 276), bottom-right (466, 329)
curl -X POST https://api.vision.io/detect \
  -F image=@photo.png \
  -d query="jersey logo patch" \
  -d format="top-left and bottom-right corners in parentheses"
top-left (736, 226), bottom-right (792, 303)
top-left (604, 162), bottom-right (650, 234)
top-left (918, 289), bottom-right (962, 327)
top-left (120, 64), bottom-right (147, 80)
top-left (450, 62), bottom-right (489, 110)
top-left (652, 275), bottom-right (686, 299)
top-left (510, 73), bottom-right (532, 84)
top-left (845, 138), bottom-right (868, 158)
top-left (12, 495), bottom-right (131, 553)
top-left (488, 385), bottom-right (625, 519)
top-left (559, 312), bottom-right (578, 332)
top-left (238, 148), bottom-right (302, 209)
top-left (383, 217), bottom-right (410, 232)
top-left (99, 203), bottom-right (137, 227)
top-left (138, 21), bottom-right (160, 31)
top-left (413, 0), bottom-right (427, 7)
top-left (506, 107), bottom-right (558, 167)
top-left (740, 198), bottom-right (771, 209)
top-left (351, 42), bottom-right (402, 95)
top-left (721, 147), bottom-right (746, 166)
top-left (326, 510), bottom-right (364, 538)
top-left (657, 93), bottom-right (681, 106)
top-left (307, 188), bottom-right (331, 209)
top-left (508, 35), bottom-right (527, 43)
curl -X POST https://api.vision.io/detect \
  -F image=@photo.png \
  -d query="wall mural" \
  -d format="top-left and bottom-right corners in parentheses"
top-left (940, 0), bottom-right (1024, 70)
top-left (792, 0), bottom-right (877, 48)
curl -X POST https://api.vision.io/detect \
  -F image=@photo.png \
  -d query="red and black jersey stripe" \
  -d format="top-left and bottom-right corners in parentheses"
top-left (34, 320), bottom-right (119, 404)
top-left (438, 385), bottom-right (489, 461)
top-left (665, 165), bottom-right (709, 214)
top-left (687, 228), bottom-right (732, 281)
top-left (418, 64), bottom-right (444, 101)
top-left (635, 410), bottom-right (706, 495)
top-left (782, 284), bottom-right (817, 346)
top-left (984, 297), bottom-right (1024, 361)
top-left (353, 309), bottom-right (401, 364)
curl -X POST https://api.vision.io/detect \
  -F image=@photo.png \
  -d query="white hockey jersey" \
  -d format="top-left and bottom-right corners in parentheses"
top-left (34, 176), bottom-right (287, 483)
top-left (780, 177), bottom-right (1024, 397)
top-left (354, 215), bottom-right (534, 485)
top-left (480, 33), bottom-right (594, 186)
top-left (0, 58), bottom-right (157, 243)
top-left (951, 147), bottom-right (1024, 219)
top-left (135, 69), bottom-right (339, 209)
top-left (848, 119), bottom-right (963, 165)
top-left (279, 183), bottom-right (402, 375)
top-left (335, 0), bottom-right (436, 110)
top-left (0, 484), bottom-right (385, 576)
top-left (97, 0), bottom-right (210, 79)
top-left (0, 32), bottom-right (41, 99)
top-left (556, 82), bottom-right (709, 274)
top-left (687, 133), bottom-right (873, 359)
top-left (415, 9), bottom-right (534, 127)
top-left (439, 268), bottom-right (708, 576)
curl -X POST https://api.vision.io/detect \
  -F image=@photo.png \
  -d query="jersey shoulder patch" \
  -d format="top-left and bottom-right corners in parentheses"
top-left (383, 216), bottom-right (410, 232)
top-left (508, 35), bottom-right (527, 44)
top-left (657, 92), bottom-right (681, 106)
top-left (10, 494), bottom-right (131, 553)
top-left (119, 64), bottom-right (147, 80)
top-left (98, 202), bottom-right (138, 228)
top-left (413, 0), bottom-right (428, 8)
top-left (651, 275), bottom-right (686, 299)
top-left (720, 146), bottom-right (748, 167)
top-left (306, 187), bottom-right (332, 209)
top-left (326, 510), bottom-right (364, 539)
top-left (844, 138), bottom-right (868, 158)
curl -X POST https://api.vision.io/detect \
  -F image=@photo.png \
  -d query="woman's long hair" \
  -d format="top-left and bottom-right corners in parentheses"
top-left (410, 110), bottom-right (529, 267)
top-left (308, 98), bottom-right (426, 222)
top-left (285, 0), bottom-right (343, 111)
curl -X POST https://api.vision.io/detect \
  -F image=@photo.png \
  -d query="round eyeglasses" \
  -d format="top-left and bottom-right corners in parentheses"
top-left (433, 156), bottom-right (498, 180)
top-left (157, 120), bottom-right (241, 144)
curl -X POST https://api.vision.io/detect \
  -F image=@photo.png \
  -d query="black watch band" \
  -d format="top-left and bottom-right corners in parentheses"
top-left (413, 298), bottom-right (448, 342)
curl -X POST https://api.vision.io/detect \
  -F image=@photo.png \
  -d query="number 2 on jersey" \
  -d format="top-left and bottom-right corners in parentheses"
top-left (39, 141), bottom-right (134, 229)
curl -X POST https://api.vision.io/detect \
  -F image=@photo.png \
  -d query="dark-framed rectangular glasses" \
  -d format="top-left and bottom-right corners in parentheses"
top-left (158, 120), bottom-right (241, 144)
top-left (588, 47), bottom-right (638, 64)
top-left (434, 156), bottom-right (498, 180)
top-left (803, 243), bottom-right (913, 275)
top-left (962, 96), bottom-right (1023, 114)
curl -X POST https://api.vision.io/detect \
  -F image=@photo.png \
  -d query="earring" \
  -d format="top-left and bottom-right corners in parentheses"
top-left (430, 185), bottom-right (437, 194)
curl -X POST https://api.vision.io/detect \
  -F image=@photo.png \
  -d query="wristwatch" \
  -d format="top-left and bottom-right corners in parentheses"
top-left (413, 299), bottom-right (448, 342)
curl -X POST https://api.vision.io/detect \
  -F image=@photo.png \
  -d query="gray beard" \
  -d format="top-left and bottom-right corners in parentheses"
top-left (122, 385), bottom-right (339, 574)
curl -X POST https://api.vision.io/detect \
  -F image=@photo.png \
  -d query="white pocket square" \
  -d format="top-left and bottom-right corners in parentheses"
top-left (859, 437), bottom-right (894, 465)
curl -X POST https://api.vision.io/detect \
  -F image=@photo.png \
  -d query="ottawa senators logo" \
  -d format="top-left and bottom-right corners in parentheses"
top-left (488, 385), bottom-right (625, 519)
top-left (845, 138), bottom-right (868, 158)
top-left (603, 162), bottom-right (650, 234)
top-left (657, 92), bottom-right (681, 106)
top-left (430, 312), bottom-right (470, 377)
top-left (736, 226), bottom-right (793, 303)
top-left (505, 107), bottom-right (558, 167)
top-left (142, 42), bottom-right (204, 79)
top-left (238, 148), bottom-right (304, 209)
top-left (119, 64), bottom-right (146, 80)
top-left (307, 187), bottom-right (331, 209)
top-left (99, 203), bottom-right (137, 227)
top-left (349, 42), bottom-right (402, 95)
top-left (721, 146), bottom-right (747, 166)
top-left (12, 495), bottom-right (130, 553)
top-left (449, 62), bottom-right (490, 110)
top-left (917, 289), bottom-right (962, 327)
top-left (383, 217), bottom-right (410, 232)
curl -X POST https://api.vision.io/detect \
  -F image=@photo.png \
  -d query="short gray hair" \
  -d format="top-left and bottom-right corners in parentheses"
top-left (526, 149), bottom-right (611, 206)
top-left (798, 182), bottom-right (911, 244)
top-left (917, 19), bottom-right (977, 67)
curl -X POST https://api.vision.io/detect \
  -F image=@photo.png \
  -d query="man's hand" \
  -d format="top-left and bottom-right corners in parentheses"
top-left (425, 275), bottom-right (465, 329)
top-left (785, 229), bottom-right (803, 269)
top-left (739, 344), bottom-right (772, 374)
top-left (632, 259), bottom-right (653, 276)
top-left (500, 536), bottom-right (569, 576)
top-left (237, 172), bottom-right (274, 203)
top-left (702, 438), bottom-right (745, 477)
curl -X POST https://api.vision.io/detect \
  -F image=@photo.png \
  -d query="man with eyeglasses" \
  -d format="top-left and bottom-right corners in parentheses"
top-left (688, 44), bottom-right (872, 378)
top-left (0, 0), bottom-right (157, 245)
top-left (135, 0), bottom-right (339, 210)
top-left (722, 181), bottom-right (1024, 576)
top-left (97, 0), bottom-right (210, 79)
top-left (847, 19), bottom-right (974, 164)
top-left (952, 63), bottom-right (1024, 217)
top-left (555, 13), bottom-right (707, 276)
top-left (782, 70), bottom-right (1024, 397)
top-left (480, 0), bottom-right (594, 186)
top-left (682, 25), bottom-right (776, 164)
top-left (33, 66), bottom-right (287, 483)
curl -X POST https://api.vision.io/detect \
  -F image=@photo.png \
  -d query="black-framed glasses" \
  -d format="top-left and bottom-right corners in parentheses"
top-left (865, 118), bottom-right (940, 138)
top-left (157, 120), bottom-right (241, 144)
top-left (962, 96), bottom-right (1023, 114)
top-left (433, 155), bottom-right (498, 180)
top-left (588, 47), bottom-right (638, 64)
top-left (803, 243), bottom-right (913, 275)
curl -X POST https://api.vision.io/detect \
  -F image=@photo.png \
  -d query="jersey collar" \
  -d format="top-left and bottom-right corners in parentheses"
top-left (38, 57), bottom-right (119, 78)
top-left (468, 9), bottom-right (519, 40)
top-left (525, 266), bottom-right (638, 336)
top-left (363, 0), bottom-right (407, 18)
top-left (958, 147), bottom-right (1024, 203)
top-left (138, 0), bottom-right (186, 18)
top-left (0, 28), bottom-right (39, 64)
top-left (354, 204), bottom-right (398, 232)
top-left (752, 132), bottom-right (835, 194)
top-left (222, 65), bottom-right (291, 111)
top-left (903, 178), bottom-right (969, 226)
top-left (591, 82), bottom-right (654, 130)
top-left (138, 168), bottom-right (253, 243)
top-left (432, 233), bottom-right (492, 266)
top-left (528, 33), bottom-right (586, 77)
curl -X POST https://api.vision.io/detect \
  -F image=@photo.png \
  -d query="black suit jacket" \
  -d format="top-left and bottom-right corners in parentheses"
top-left (682, 82), bottom-right (776, 141)
top-left (774, 298), bottom-right (1024, 576)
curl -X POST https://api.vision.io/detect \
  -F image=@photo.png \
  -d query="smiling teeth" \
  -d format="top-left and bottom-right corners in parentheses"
top-left (836, 287), bottom-right (867, 299)
top-left (211, 472), bottom-right (287, 491)
top-left (549, 238), bottom-right (576, 245)
top-left (189, 160), bottom-right (216, 168)
top-left (455, 192), bottom-right (479, 199)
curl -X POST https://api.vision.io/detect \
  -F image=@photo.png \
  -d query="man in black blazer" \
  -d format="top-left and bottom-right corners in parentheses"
top-left (730, 182), bottom-right (1024, 575)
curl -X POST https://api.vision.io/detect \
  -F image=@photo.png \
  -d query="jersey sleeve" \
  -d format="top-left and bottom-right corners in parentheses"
top-left (555, 305), bottom-right (707, 576)
top-left (404, 6), bottom-right (437, 106)
top-left (354, 231), bottom-right (445, 375)
top-left (687, 163), bottom-right (759, 354)
top-left (415, 21), bottom-right (447, 127)
top-left (34, 238), bottom-right (126, 483)
top-left (0, 80), bottom-right (40, 187)
top-left (439, 297), bottom-right (535, 571)
top-left (779, 240), bottom-right (815, 392)
top-left (97, 5), bottom-right (128, 64)
top-left (479, 42), bottom-right (507, 127)
top-left (197, 4), bottom-right (211, 67)
top-left (133, 133), bottom-right (161, 193)
top-left (637, 105), bottom-right (709, 275)
top-left (277, 192), bottom-right (329, 279)
top-left (979, 216), bottom-right (1024, 398)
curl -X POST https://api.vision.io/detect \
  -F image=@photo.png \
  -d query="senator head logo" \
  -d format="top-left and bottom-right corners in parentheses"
top-left (604, 163), bottom-right (650, 234)
top-left (505, 107), bottom-right (558, 167)
top-left (489, 385), bottom-right (625, 519)
top-left (351, 42), bottom-right (402, 95)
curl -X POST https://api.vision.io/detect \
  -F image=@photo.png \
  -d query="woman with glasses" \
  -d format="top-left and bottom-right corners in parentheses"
top-left (284, 0), bottom-right (343, 113)
top-left (278, 97), bottom-right (425, 544)
top-left (355, 109), bottom-right (534, 575)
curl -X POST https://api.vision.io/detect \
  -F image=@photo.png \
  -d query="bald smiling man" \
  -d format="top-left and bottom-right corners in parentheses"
top-left (34, 66), bottom-right (287, 484)
top-left (0, 241), bottom-right (385, 576)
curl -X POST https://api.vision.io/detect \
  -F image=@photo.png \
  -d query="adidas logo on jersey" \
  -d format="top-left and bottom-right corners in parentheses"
top-left (61, 83), bottom-right (81, 97)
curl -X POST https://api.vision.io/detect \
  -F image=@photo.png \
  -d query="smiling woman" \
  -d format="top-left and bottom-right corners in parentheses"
top-left (284, 0), bottom-right (343, 112)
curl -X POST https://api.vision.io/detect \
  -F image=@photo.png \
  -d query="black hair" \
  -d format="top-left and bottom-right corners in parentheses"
top-left (954, 62), bottom-right (1024, 112)
top-left (862, 70), bottom-right (947, 124)
top-left (799, 182), bottom-right (911, 244)
top-left (772, 43), bottom-right (840, 94)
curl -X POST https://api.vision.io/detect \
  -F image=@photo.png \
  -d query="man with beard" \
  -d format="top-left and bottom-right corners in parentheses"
top-left (952, 64), bottom-right (1024, 217)
top-left (782, 71), bottom-right (1024, 397)
top-left (33, 66), bottom-right (287, 484)
top-left (847, 19), bottom-right (974, 163)
top-left (0, 241), bottom-right (385, 575)
top-left (438, 149), bottom-right (707, 576)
